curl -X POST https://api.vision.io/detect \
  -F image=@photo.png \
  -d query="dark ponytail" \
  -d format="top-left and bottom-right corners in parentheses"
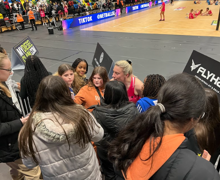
top-left (108, 73), bottom-right (206, 176)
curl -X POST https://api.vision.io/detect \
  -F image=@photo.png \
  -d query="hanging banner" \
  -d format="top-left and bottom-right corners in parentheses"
top-left (12, 36), bottom-right (38, 70)
top-left (183, 50), bottom-right (220, 101)
top-left (92, 43), bottom-right (114, 79)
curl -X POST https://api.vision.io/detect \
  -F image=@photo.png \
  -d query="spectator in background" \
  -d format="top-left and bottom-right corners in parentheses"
top-left (13, 1), bottom-right (18, 12)
top-left (39, 5), bottom-right (46, 25)
top-left (3, 0), bottom-right (9, 17)
top-left (16, 11), bottom-right (25, 30)
top-left (57, 2), bottom-right (64, 20)
top-left (28, 8), bottom-right (37, 31)
top-left (74, 66), bottom-right (109, 112)
top-left (112, 60), bottom-right (143, 104)
top-left (136, 74), bottom-right (166, 113)
top-left (0, 0), bottom-right (7, 18)
top-left (19, 55), bottom-right (50, 107)
top-left (45, 3), bottom-right (52, 17)
top-left (17, 2), bottom-right (24, 15)
top-left (92, 81), bottom-right (139, 180)
top-left (64, 1), bottom-right (68, 18)
top-left (19, 76), bottom-right (104, 180)
top-left (37, 0), bottom-right (41, 7)
top-left (29, 0), bottom-right (32, 9)
top-left (68, 3), bottom-right (75, 15)
top-left (23, 0), bottom-right (30, 14)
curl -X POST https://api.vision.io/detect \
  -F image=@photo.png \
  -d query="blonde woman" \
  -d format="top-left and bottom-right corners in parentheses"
top-left (0, 53), bottom-right (41, 179)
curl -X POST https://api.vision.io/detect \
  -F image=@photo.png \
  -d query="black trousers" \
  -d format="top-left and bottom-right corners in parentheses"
top-left (30, 19), bottom-right (37, 30)
top-left (115, 2), bottom-right (123, 13)
top-left (20, 22), bottom-right (25, 30)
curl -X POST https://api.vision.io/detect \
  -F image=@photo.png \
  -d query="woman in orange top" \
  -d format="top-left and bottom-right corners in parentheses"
top-left (74, 66), bottom-right (109, 112)
top-left (16, 12), bottom-right (25, 30)
top-left (108, 73), bottom-right (220, 180)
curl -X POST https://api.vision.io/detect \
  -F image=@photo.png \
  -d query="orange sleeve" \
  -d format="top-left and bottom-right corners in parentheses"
top-left (74, 86), bottom-right (86, 105)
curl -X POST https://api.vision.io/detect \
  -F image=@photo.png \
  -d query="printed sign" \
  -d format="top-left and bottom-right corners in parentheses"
top-left (13, 36), bottom-right (38, 63)
top-left (183, 50), bottom-right (220, 101)
top-left (92, 43), bottom-right (114, 79)
top-left (11, 36), bottom-right (38, 70)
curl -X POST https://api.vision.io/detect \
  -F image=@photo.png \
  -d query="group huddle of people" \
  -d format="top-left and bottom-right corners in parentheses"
top-left (1, 46), bottom-right (220, 180)
top-left (189, 7), bottom-right (213, 19)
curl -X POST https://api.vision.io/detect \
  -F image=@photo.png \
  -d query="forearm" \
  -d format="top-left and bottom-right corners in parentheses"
top-left (0, 119), bottom-right (23, 137)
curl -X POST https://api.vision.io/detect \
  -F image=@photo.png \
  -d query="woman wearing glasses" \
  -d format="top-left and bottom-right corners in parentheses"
top-left (0, 53), bottom-right (41, 179)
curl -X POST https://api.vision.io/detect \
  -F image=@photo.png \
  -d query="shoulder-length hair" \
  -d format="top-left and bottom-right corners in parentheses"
top-left (19, 76), bottom-right (97, 164)
top-left (88, 66), bottom-right (109, 88)
top-left (104, 81), bottom-right (129, 109)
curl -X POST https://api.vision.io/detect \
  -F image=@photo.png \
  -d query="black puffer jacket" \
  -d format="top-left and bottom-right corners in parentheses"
top-left (151, 139), bottom-right (220, 180)
top-left (0, 2), bottom-right (7, 15)
top-left (92, 103), bottom-right (139, 148)
top-left (0, 88), bottom-right (23, 163)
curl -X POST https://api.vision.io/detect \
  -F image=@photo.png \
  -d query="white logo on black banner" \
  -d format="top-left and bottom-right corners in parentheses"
top-left (100, 52), bottom-right (104, 63)
top-left (191, 60), bottom-right (201, 71)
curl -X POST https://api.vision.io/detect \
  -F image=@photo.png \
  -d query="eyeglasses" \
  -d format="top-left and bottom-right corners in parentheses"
top-left (0, 68), bottom-right (12, 72)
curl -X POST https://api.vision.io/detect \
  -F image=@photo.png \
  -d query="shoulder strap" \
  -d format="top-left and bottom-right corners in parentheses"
top-left (95, 87), bottom-right (104, 101)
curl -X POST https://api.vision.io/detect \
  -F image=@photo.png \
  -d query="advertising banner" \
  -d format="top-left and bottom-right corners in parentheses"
top-left (183, 50), bottom-right (220, 101)
top-left (62, 10), bottom-right (116, 29)
top-left (92, 43), bottom-right (114, 79)
top-left (126, 2), bottom-right (150, 13)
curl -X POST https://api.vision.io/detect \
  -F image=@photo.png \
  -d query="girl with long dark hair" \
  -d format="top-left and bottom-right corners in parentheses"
top-left (19, 55), bottom-right (50, 107)
top-left (92, 81), bottom-right (139, 180)
top-left (108, 73), bottom-right (220, 180)
top-left (19, 76), bottom-right (104, 180)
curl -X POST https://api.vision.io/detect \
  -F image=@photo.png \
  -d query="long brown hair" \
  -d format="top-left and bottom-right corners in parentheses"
top-left (58, 63), bottom-right (86, 94)
top-left (195, 88), bottom-right (220, 155)
top-left (0, 53), bottom-right (11, 97)
top-left (19, 76), bottom-right (97, 164)
top-left (88, 66), bottom-right (109, 88)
